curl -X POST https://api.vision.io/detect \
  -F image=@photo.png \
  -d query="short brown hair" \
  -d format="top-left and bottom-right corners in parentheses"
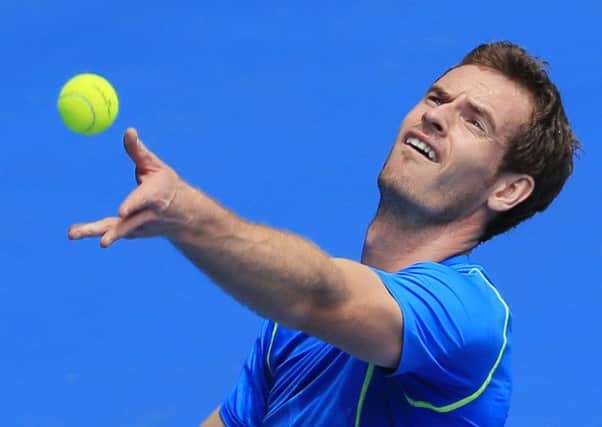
top-left (460, 42), bottom-right (580, 242)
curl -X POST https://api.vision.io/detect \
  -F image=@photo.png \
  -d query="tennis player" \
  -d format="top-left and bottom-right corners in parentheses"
top-left (69, 42), bottom-right (578, 426)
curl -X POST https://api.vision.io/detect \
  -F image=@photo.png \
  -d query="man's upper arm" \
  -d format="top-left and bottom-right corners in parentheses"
top-left (299, 257), bottom-right (404, 369)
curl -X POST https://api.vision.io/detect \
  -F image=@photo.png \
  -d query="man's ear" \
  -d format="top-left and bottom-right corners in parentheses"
top-left (487, 173), bottom-right (535, 213)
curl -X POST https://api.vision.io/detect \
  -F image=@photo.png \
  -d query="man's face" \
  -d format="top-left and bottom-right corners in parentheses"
top-left (378, 64), bottom-right (533, 225)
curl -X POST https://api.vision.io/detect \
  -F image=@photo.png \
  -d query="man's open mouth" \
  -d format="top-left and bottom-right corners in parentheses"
top-left (405, 137), bottom-right (438, 162)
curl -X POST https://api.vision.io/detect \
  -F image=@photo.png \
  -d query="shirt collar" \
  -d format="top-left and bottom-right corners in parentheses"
top-left (441, 253), bottom-right (470, 266)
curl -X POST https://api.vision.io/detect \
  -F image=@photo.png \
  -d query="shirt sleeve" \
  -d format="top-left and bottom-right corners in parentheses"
top-left (373, 263), bottom-right (502, 397)
top-left (220, 320), bottom-right (274, 427)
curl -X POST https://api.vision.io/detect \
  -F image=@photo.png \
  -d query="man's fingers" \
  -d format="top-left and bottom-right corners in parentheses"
top-left (68, 217), bottom-right (120, 240)
top-left (118, 185), bottom-right (158, 218)
top-left (101, 209), bottom-right (157, 247)
top-left (68, 211), bottom-right (157, 248)
top-left (123, 127), bottom-right (162, 170)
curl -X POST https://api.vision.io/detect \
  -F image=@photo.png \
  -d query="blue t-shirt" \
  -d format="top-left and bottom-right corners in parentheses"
top-left (220, 255), bottom-right (512, 426)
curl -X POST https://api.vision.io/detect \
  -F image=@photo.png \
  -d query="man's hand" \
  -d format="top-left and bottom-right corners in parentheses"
top-left (68, 127), bottom-right (188, 247)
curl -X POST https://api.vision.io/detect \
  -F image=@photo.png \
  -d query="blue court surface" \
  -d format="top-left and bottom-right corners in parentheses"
top-left (1, 1), bottom-right (599, 426)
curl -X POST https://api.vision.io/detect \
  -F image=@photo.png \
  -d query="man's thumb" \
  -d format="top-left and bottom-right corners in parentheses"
top-left (123, 127), bottom-right (157, 168)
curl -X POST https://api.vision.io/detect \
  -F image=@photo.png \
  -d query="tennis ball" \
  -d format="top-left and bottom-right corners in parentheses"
top-left (57, 73), bottom-right (119, 135)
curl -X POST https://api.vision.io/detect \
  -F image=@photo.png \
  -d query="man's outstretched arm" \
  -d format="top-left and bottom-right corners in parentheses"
top-left (69, 128), bottom-right (403, 368)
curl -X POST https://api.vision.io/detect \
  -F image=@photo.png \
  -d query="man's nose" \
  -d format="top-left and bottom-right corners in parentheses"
top-left (422, 105), bottom-right (448, 136)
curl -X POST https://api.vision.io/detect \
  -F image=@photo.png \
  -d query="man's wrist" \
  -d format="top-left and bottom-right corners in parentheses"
top-left (165, 181), bottom-right (236, 245)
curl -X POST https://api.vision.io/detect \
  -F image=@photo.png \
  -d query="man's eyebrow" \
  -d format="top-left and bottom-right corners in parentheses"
top-left (426, 84), bottom-right (451, 99)
top-left (467, 99), bottom-right (497, 132)
top-left (427, 84), bottom-right (497, 132)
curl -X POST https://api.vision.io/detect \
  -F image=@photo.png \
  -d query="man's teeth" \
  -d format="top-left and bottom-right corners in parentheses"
top-left (405, 137), bottom-right (437, 161)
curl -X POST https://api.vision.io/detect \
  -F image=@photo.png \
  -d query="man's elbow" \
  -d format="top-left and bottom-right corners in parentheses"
top-left (284, 278), bottom-right (349, 331)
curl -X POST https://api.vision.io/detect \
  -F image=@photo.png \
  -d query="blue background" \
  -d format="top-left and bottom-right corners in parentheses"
top-left (1, 1), bottom-right (600, 426)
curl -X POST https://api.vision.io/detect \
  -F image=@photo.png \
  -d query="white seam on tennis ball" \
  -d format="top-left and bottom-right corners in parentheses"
top-left (59, 92), bottom-right (97, 133)
top-left (90, 83), bottom-right (114, 119)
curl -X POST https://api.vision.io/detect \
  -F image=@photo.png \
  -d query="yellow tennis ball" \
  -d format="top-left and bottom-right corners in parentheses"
top-left (57, 73), bottom-right (119, 135)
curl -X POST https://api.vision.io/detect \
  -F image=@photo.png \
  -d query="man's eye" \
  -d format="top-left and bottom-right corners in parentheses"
top-left (469, 119), bottom-right (485, 131)
top-left (427, 95), bottom-right (442, 105)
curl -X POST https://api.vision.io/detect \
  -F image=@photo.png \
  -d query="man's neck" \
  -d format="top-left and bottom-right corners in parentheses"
top-left (360, 205), bottom-right (482, 272)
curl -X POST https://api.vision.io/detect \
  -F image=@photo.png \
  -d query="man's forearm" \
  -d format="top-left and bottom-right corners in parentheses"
top-left (168, 183), bottom-right (346, 327)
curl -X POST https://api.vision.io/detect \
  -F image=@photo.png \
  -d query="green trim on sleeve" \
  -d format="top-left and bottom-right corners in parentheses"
top-left (404, 268), bottom-right (510, 413)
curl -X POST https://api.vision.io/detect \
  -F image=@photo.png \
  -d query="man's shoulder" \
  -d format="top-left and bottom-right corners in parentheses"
top-left (374, 257), bottom-right (511, 353)
top-left (380, 257), bottom-right (509, 315)
top-left (374, 258), bottom-right (512, 414)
